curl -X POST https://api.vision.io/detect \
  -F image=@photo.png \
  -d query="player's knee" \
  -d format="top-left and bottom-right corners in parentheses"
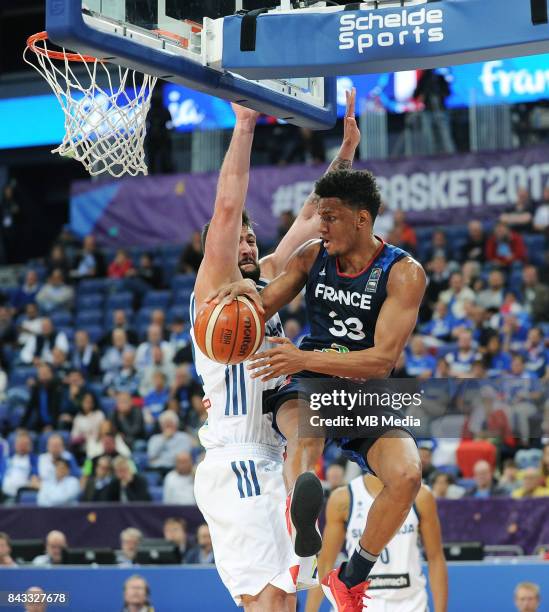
top-left (387, 461), bottom-right (421, 501)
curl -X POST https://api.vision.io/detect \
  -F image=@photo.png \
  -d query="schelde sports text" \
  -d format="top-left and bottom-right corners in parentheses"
top-left (309, 390), bottom-right (423, 411)
top-left (339, 8), bottom-right (444, 53)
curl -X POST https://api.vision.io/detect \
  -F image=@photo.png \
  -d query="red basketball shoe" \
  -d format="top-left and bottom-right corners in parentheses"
top-left (321, 564), bottom-right (371, 612)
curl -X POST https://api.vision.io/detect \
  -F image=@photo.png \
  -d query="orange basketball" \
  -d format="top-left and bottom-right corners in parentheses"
top-left (194, 296), bottom-right (265, 365)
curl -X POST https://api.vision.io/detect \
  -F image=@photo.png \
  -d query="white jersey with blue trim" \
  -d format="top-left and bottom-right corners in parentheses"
top-left (189, 279), bottom-right (286, 453)
top-left (346, 476), bottom-right (427, 602)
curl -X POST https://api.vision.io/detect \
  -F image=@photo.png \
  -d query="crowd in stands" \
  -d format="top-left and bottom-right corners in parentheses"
top-left (0, 184), bottom-right (548, 566)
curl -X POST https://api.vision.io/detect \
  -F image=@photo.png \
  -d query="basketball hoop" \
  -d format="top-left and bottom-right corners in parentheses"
top-left (24, 32), bottom-right (157, 178)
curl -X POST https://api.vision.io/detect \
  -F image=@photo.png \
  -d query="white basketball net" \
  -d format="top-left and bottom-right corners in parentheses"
top-left (24, 34), bottom-right (157, 178)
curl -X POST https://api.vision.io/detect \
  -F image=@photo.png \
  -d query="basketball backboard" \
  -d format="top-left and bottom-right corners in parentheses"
top-left (44, 0), bottom-right (337, 129)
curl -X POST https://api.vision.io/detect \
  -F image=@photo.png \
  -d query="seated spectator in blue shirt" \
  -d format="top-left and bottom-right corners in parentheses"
top-left (143, 372), bottom-right (170, 426)
top-left (420, 301), bottom-right (462, 343)
top-left (37, 458), bottom-right (80, 507)
top-left (445, 329), bottom-right (478, 377)
top-left (11, 269), bottom-right (41, 312)
top-left (104, 350), bottom-right (140, 397)
top-left (1, 431), bottom-right (39, 501)
top-left (169, 365), bottom-right (203, 428)
top-left (186, 524), bottom-right (214, 565)
top-left (147, 412), bottom-right (194, 472)
top-left (500, 312), bottom-right (532, 352)
top-left (522, 328), bottom-right (549, 378)
top-left (36, 269), bottom-right (74, 314)
top-left (404, 336), bottom-right (437, 378)
top-left (21, 363), bottom-right (62, 432)
top-left (482, 334), bottom-right (512, 377)
top-left (38, 433), bottom-right (80, 482)
top-left (465, 460), bottom-right (506, 498)
top-left (70, 235), bottom-right (106, 281)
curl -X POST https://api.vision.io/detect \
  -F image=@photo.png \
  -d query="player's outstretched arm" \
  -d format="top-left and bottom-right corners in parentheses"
top-left (416, 486), bottom-right (448, 612)
top-left (305, 486), bottom-right (349, 612)
top-left (261, 89), bottom-right (361, 280)
top-left (194, 104), bottom-right (259, 305)
top-left (248, 258), bottom-right (426, 381)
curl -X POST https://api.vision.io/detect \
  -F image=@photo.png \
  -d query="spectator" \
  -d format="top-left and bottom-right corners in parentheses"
top-left (51, 347), bottom-right (70, 381)
top-left (131, 252), bottom-right (163, 290)
top-left (324, 463), bottom-right (346, 497)
top-left (500, 187), bottom-right (533, 232)
top-left (512, 468), bottom-right (549, 499)
top-left (439, 272), bottom-right (476, 319)
top-left (24, 587), bottom-right (47, 612)
top-left (0, 360), bottom-right (7, 402)
top-left (462, 386), bottom-right (514, 449)
top-left (465, 459), bottom-right (506, 498)
top-left (150, 309), bottom-right (169, 339)
top-left (147, 412), bottom-right (194, 472)
top-left (35, 269), bottom-right (74, 313)
top-left (420, 301), bottom-right (456, 343)
top-left (71, 330), bottom-right (100, 378)
top-left (461, 260), bottom-right (482, 290)
top-left (482, 334), bottom-right (512, 377)
top-left (101, 329), bottom-right (134, 376)
top-left (485, 222), bottom-right (527, 266)
top-left (498, 459), bottom-right (521, 495)
top-left (521, 265), bottom-right (549, 322)
top-left (476, 270), bottom-right (506, 311)
top-left (20, 318), bottom-right (69, 365)
top-left (139, 346), bottom-right (176, 397)
top-left (32, 530), bottom-right (67, 566)
top-left (37, 458), bottom-right (80, 507)
top-left (17, 303), bottom-right (43, 347)
top-left (0, 431), bottom-right (39, 500)
top-left (116, 527), bottom-right (143, 567)
top-left (0, 305), bottom-right (15, 346)
top-left (100, 309), bottom-right (138, 348)
top-left (38, 433), bottom-right (80, 483)
top-left (47, 245), bottom-right (71, 278)
top-left (514, 582), bottom-right (541, 612)
top-left (178, 231), bottom-right (203, 274)
top-left (106, 456), bottom-right (151, 502)
top-left (445, 329), bottom-right (478, 377)
top-left (108, 250), bottom-right (135, 279)
top-left (425, 229), bottom-right (452, 262)
top-left (163, 517), bottom-right (191, 562)
top-left (533, 186), bottom-right (549, 233)
top-left (104, 350), bottom-right (140, 397)
top-left (186, 524), bottom-right (214, 565)
top-left (70, 392), bottom-right (105, 456)
top-left (169, 365), bottom-right (202, 426)
top-left (60, 370), bottom-right (88, 419)
top-left (163, 451), bottom-right (195, 505)
top-left (12, 269), bottom-right (41, 311)
top-left (85, 421), bottom-right (131, 466)
top-left (143, 372), bottom-right (170, 425)
top-left (418, 441), bottom-right (436, 483)
top-left (430, 472), bottom-right (465, 499)
top-left (70, 234), bottom-right (106, 280)
top-left (373, 202), bottom-right (394, 240)
top-left (81, 455), bottom-right (112, 502)
top-left (461, 220), bottom-right (486, 262)
top-left (388, 211), bottom-right (417, 253)
top-left (169, 317), bottom-right (193, 364)
top-left (110, 392), bottom-right (146, 449)
top-left (523, 328), bottom-right (548, 377)
top-left (135, 324), bottom-right (174, 370)
top-left (0, 532), bottom-right (17, 566)
top-left (404, 336), bottom-right (437, 378)
top-left (21, 364), bottom-right (62, 431)
top-left (121, 575), bottom-right (155, 612)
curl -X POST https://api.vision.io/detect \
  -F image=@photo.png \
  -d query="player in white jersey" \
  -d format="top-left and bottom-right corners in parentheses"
top-left (305, 474), bottom-right (448, 612)
top-left (191, 95), bottom-right (361, 610)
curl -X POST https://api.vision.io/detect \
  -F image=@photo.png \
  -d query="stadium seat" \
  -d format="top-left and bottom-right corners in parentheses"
top-left (150, 486), bottom-right (163, 502)
top-left (76, 294), bottom-right (104, 310)
top-left (171, 274), bottom-right (196, 292)
top-left (57, 326), bottom-right (75, 343)
top-left (50, 311), bottom-right (73, 327)
top-left (17, 490), bottom-right (38, 505)
top-left (144, 471), bottom-right (161, 487)
top-left (38, 430), bottom-right (71, 453)
top-left (105, 292), bottom-right (133, 310)
top-left (173, 289), bottom-right (193, 307)
top-left (168, 306), bottom-right (190, 324)
top-left (436, 464), bottom-right (460, 478)
top-left (79, 325), bottom-right (104, 344)
top-left (456, 478), bottom-right (476, 491)
top-left (78, 278), bottom-right (110, 295)
top-left (100, 397), bottom-right (116, 416)
top-left (133, 451), bottom-right (149, 471)
top-left (76, 311), bottom-right (103, 327)
top-left (143, 290), bottom-right (171, 309)
top-left (9, 367), bottom-right (37, 387)
top-left (88, 381), bottom-right (106, 399)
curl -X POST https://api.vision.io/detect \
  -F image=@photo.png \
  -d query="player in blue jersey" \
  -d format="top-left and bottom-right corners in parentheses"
top-left (209, 168), bottom-right (427, 611)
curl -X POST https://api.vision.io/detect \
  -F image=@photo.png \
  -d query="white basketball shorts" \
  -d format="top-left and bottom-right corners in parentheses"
top-left (194, 444), bottom-right (317, 606)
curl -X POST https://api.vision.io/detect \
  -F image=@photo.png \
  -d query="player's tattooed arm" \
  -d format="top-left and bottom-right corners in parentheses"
top-left (260, 89), bottom-right (360, 280)
top-left (305, 486), bottom-right (349, 612)
top-left (194, 104), bottom-right (259, 305)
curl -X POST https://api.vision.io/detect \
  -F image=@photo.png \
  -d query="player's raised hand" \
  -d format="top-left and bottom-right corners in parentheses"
top-left (343, 88), bottom-right (360, 149)
top-left (247, 336), bottom-right (305, 381)
top-left (205, 278), bottom-right (265, 315)
top-left (231, 103), bottom-right (261, 124)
